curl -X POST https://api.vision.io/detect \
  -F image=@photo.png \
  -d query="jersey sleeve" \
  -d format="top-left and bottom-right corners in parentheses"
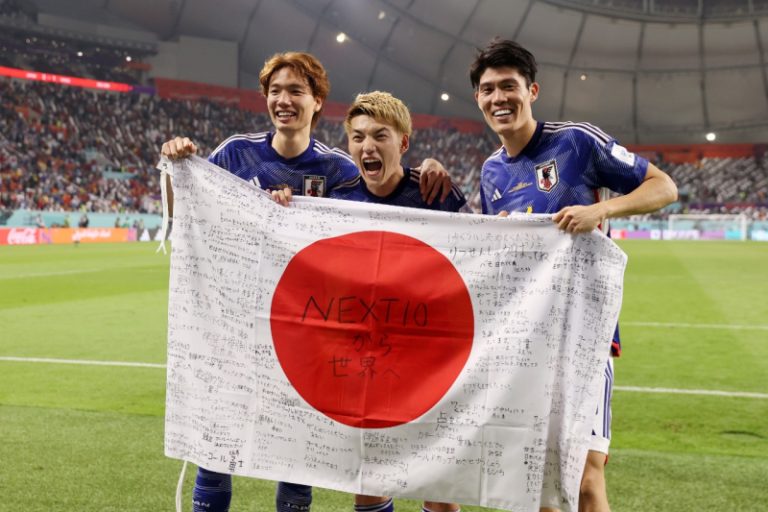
top-left (208, 143), bottom-right (232, 172)
top-left (588, 134), bottom-right (649, 194)
top-left (328, 153), bottom-right (361, 193)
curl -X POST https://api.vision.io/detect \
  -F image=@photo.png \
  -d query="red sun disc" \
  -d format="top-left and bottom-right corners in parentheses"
top-left (270, 231), bottom-right (474, 428)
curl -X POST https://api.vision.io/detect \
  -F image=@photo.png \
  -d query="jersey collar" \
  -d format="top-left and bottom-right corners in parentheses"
top-left (361, 167), bottom-right (411, 203)
top-left (266, 131), bottom-right (315, 164)
top-left (501, 121), bottom-right (544, 163)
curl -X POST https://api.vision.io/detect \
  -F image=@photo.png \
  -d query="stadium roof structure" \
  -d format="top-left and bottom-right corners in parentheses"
top-left (23, 0), bottom-right (768, 144)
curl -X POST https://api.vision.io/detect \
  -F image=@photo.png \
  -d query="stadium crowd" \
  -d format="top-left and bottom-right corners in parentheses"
top-left (1, 75), bottom-right (767, 219)
top-left (0, 0), bottom-right (151, 84)
top-left (0, 77), bottom-right (498, 214)
top-left (0, 30), bottom-right (148, 84)
top-left (666, 157), bottom-right (768, 218)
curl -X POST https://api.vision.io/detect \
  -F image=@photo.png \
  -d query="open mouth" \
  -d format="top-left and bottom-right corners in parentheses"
top-left (362, 158), bottom-right (383, 174)
top-left (493, 109), bottom-right (513, 118)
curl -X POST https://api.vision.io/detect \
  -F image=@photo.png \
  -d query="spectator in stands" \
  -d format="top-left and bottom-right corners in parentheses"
top-left (1, 71), bottom-right (765, 222)
top-left (78, 212), bottom-right (89, 227)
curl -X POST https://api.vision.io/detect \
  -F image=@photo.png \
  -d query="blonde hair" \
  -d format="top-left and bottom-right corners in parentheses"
top-left (344, 91), bottom-right (412, 136)
top-left (259, 52), bottom-right (330, 129)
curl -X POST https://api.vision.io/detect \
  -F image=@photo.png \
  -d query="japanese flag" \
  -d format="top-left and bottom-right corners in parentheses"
top-left (162, 156), bottom-right (626, 512)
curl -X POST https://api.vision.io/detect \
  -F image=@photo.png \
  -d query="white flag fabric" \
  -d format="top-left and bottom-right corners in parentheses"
top-left (162, 156), bottom-right (627, 512)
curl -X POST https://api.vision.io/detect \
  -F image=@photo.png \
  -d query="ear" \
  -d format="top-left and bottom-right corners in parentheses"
top-left (400, 134), bottom-right (409, 155)
top-left (314, 97), bottom-right (323, 112)
top-left (529, 82), bottom-right (540, 103)
top-left (474, 90), bottom-right (480, 108)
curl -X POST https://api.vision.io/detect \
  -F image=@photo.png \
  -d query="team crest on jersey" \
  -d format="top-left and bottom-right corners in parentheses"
top-left (534, 159), bottom-right (559, 193)
top-left (303, 175), bottom-right (326, 197)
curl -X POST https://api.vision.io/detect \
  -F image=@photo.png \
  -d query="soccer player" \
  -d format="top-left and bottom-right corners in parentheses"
top-left (161, 52), bottom-right (457, 512)
top-left (337, 91), bottom-right (469, 214)
top-left (469, 39), bottom-right (677, 512)
top-left (342, 93), bottom-right (467, 512)
top-left (276, 90), bottom-right (467, 512)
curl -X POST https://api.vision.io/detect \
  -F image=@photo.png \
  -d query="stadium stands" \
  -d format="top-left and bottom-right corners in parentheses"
top-left (0, 28), bottom-right (150, 84)
top-left (0, 77), bottom-right (499, 215)
top-left (0, 0), bottom-right (153, 84)
top-left (663, 157), bottom-right (768, 220)
top-left (1, 73), bottom-right (766, 222)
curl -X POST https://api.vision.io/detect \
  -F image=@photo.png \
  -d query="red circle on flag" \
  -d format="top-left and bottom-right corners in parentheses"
top-left (270, 231), bottom-right (474, 429)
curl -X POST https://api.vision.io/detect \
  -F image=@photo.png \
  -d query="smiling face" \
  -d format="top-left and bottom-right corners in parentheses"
top-left (266, 66), bottom-right (322, 137)
top-left (475, 66), bottom-right (538, 141)
top-left (347, 114), bottom-right (408, 197)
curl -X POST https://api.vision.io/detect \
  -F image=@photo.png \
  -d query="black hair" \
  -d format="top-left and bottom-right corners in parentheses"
top-left (469, 38), bottom-right (538, 90)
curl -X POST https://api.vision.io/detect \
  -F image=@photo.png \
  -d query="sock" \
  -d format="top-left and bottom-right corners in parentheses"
top-left (355, 498), bottom-right (394, 512)
top-left (276, 481), bottom-right (313, 512)
top-left (192, 467), bottom-right (232, 512)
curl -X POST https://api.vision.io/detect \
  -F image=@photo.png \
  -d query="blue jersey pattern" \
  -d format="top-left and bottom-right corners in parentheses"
top-left (332, 167), bottom-right (467, 212)
top-left (480, 121), bottom-right (648, 215)
top-left (480, 121), bottom-right (646, 356)
top-left (208, 131), bottom-right (359, 197)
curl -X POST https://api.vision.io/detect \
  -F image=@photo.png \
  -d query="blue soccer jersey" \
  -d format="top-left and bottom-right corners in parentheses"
top-left (480, 121), bottom-right (648, 216)
top-left (480, 121), bottom-right (644, 356)
top-left (209, 131), bottom-right (359, 197)
top-left (333, 167), bottom-right (468, 212)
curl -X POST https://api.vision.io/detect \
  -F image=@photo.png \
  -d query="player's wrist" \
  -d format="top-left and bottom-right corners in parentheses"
top-left (597, 201), bottom-right (613, 221)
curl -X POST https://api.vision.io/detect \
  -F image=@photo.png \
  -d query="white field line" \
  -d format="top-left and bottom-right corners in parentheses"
top-left (0, 356), bottom-right (164, 369)
top-left (2, 268), bottom-right (107, 279)
top-left (614, 386), bottom-right (768, 399)
top-left (623, 321), bottom-right (768, 331)
top-left (1, 356), bottom-right (765, 399)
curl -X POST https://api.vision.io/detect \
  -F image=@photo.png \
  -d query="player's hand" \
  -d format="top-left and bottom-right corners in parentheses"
top-left (497, 211), bottom-right (509, 218)
top-left (552, 204), bottom-right (604, 233)
top-left (161, 137), bottom-right (198, 160)
top-left (270, 187), bottom-right (293, 207)
top-left (418, 158), bottom-right (452, 205)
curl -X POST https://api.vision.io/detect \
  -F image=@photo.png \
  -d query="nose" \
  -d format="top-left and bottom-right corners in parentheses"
top-left (490, 87), bottom-right (505, 104)
top-left (276, 90), bottom-right (291, 106)
top-left (361, 137), bottom-right (375, 153)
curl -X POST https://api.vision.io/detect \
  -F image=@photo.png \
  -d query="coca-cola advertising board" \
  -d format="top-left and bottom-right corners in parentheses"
top-left (0, 228), bottom-right (39, 245)
top-left (0, 228), bottom-right (137, 245)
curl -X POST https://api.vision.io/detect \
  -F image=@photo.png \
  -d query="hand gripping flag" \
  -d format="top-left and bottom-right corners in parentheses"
top-left (161, 156), bottom-right (627, 511)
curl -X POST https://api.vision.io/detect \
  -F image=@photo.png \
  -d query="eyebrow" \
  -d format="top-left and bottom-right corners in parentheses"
top-left (351, 127), bottom-right (391, 137)
top-left (269, 82), bottom-right (308, 90)
top-left (479, 78), bottom-right (520, 88)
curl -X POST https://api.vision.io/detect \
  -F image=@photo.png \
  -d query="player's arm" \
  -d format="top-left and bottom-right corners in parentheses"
top-left (417, 158), bottom-right (453, 205)
top-left (159, 137), bottom-right (200, 218)
top-left (553, 163), bottom-right (677, 233)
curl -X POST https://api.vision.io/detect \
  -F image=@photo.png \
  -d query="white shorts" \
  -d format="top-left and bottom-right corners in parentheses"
top-left (589, 356), bottom-right (614, 454)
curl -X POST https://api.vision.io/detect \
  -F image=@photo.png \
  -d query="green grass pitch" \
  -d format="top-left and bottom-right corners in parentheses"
top-left (0, 241), bottom-right (766, 511)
